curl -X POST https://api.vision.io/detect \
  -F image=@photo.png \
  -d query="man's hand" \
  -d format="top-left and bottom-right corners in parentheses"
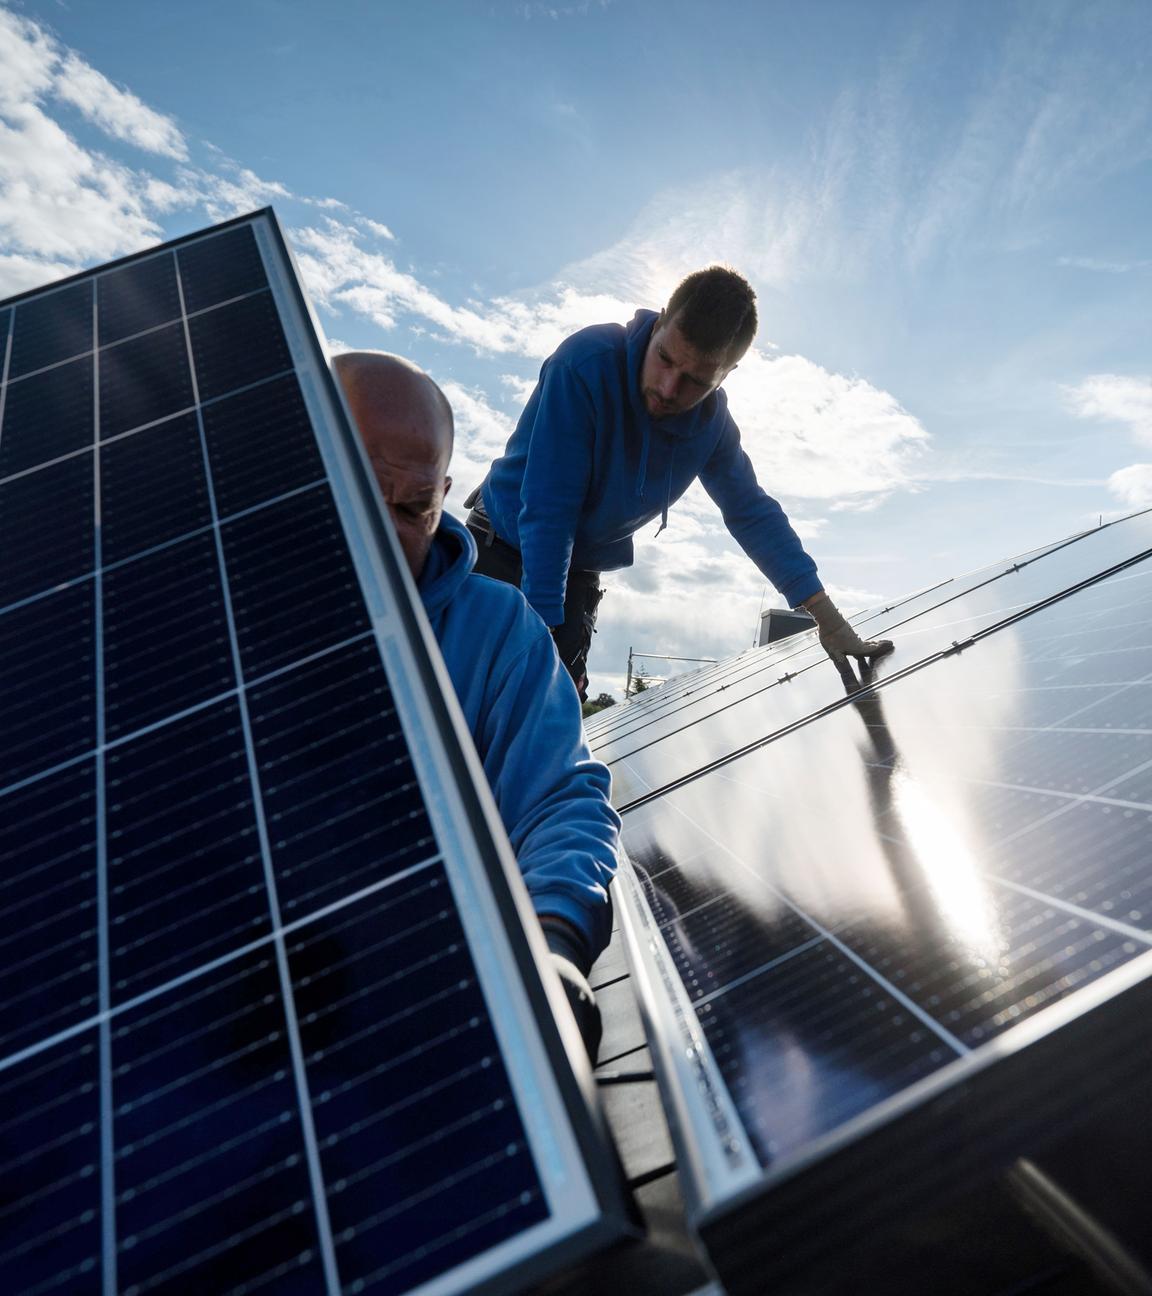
top-left (804, 592), bottom-right (894, 689)
top-left (540, 916), bottom-right (602, 1063)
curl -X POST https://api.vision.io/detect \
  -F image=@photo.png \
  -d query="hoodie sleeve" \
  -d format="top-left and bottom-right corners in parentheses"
top-left (699, 411), bottom-right (824, 608)
top-left (475, 613), bottom-right (620, 963)
top-left (516, 358), bottom-right (597, 627)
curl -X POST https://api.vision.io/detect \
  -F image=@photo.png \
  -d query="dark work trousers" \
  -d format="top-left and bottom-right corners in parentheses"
top-left (465, 508), bottom-right (603, 702)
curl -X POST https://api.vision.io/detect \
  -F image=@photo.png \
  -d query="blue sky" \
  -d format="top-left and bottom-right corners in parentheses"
top-left (1, 0), bottom-right (1150, 696)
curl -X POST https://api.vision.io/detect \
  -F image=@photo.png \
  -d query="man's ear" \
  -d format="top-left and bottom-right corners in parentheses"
top-left (443, 476), bottom-right (453, 496)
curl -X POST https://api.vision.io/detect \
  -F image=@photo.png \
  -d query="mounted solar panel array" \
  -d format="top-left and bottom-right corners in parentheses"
top-left (0, 211), bottom-right (630, 1296)
top-left (590, 510), bottom-right (1152, 1294)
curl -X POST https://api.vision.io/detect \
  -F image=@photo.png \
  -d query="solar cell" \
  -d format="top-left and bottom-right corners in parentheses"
top-left (602, 535), bottom-right (1152, 1293)
top-left (9, 278), bottom-right (93, 377)
top-left (0, 352), bottom-right (94, 476)
top-left (0, 210), bottom-right (628, 1295)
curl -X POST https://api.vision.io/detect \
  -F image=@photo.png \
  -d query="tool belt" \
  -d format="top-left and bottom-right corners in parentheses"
top-left (463, 485), bottom-right (521, 560)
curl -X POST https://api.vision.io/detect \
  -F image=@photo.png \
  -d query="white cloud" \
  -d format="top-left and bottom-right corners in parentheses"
top-left (1107, 464), bottom-right (1152, 509)
top-left (725, 350), bottom-right (928, 500)
top-left (0, 249), bottom-right (78, 296)
top-left (499, 372), bottom-right (537, 405)
top-left (1063, 374), bottom-right (1152, 443)
top-left (439, 381), bottom-right (517, 499)
top-left (0, 107), bottom-right (165, 262)
top-left (0, 10), bottom-right (58, 111)
top-left (357, 216), bottom-right (396, 240)
top-left (54, 52), bottom-right (187, 159)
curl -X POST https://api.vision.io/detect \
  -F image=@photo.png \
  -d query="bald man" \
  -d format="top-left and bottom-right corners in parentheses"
top-left (334, 351), bottom-right (619, 1059)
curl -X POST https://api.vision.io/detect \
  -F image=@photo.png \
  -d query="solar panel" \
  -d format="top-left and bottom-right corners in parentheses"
top-left (594, 528), bottom-right (1152, 1294)
top-left (0, 211), bottom-right (631, 1296)
top-left (596, 511), bottom-right (1152, 806)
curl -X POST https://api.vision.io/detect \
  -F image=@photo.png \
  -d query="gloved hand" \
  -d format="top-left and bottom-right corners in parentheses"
top-left (804, 592), bottom-right (894, 688)
top-left (540, 917), bottom-right (602, 1064)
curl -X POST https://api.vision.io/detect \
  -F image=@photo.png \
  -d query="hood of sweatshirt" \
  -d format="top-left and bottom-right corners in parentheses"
top-left (417, 510), bottom-right (477, 623)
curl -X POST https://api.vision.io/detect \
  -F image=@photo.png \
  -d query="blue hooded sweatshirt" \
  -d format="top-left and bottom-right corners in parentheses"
top-left (417, 510), bottom-right (619, 960)
top-left (482, 309), bottom-right (824, 628)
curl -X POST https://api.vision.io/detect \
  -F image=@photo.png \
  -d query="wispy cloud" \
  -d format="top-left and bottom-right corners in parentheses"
top-left (54, 51), bottom-right (188, 159)
top-left (293, 219), bottom-right (634, 356)
top-left (1058, 255), bottom-right (1152, 274)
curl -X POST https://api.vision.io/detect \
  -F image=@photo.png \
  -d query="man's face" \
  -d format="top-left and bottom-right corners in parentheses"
top-left (640, 312), bottom-right (734, 419)
top-left (355, 409), bottom-right (451, 580)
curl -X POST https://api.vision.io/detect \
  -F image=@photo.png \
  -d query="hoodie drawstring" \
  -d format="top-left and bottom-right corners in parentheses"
top-left (654, 446), bottom-right (674, 536)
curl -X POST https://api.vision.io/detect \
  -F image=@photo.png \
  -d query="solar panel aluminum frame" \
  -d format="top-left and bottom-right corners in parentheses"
top-left (0, 209), bottom-right (634, 1295)
top-left (617, 848), bottom-right (1152, 1294)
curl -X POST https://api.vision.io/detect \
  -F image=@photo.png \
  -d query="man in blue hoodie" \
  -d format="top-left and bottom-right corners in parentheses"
top-left (334, 351), bottom-right (618, 1060)
top-left (466, 266), bottom-right (893, 697)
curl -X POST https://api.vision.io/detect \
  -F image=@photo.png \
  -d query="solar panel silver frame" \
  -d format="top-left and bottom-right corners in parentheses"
top-left (0, 208), bottom-right (634, 1296)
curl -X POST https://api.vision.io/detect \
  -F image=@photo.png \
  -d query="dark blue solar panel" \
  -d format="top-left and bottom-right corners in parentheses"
top-left (289, 864), bottom-right (548, 1292)
top-left (106, 700), bottom-right (268, 1001)
top-left (0, 306), bottom-right (10, 359)
top-left (0, 216), bottom-right (611, 1296)
top-left (99, 320), bottom-right (194, 438)
top-left (203, 373), bottom-right (325, 516)
top-left (102, 534), bottom-right (232, 738)
top-left (0, 583), bottom-right (95, 788)
top-left (0, 762), bottom-right (98, 1056)
top-left (0, 452), bottom-right (93, 606)
top-left (0, 1032), bottom-right (101, 1289)
top-left (0, 354), bottom-right (94, 476)
top-left (177, 225), bottom-right (268, 314)
top-left (112, 951), bottom-right (324, 1294)
top-left (189, 292), bottom-right (292, 402)
top-left (9, 279), bottom-right (93, 378)
top-left (249, 639), bottom-right (435, 919)
top-left (96, 252), bottom-right (181, 345)
top-left (220, 484), bottom-right (371, 677)
top-left (100, 414), bottom-right (212, 564)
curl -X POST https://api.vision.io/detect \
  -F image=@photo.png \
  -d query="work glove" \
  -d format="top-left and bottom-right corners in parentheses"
top-left (805, 592), bottom-right (894, 689)
top-left (540, 917), bottom-right (602, 1064)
